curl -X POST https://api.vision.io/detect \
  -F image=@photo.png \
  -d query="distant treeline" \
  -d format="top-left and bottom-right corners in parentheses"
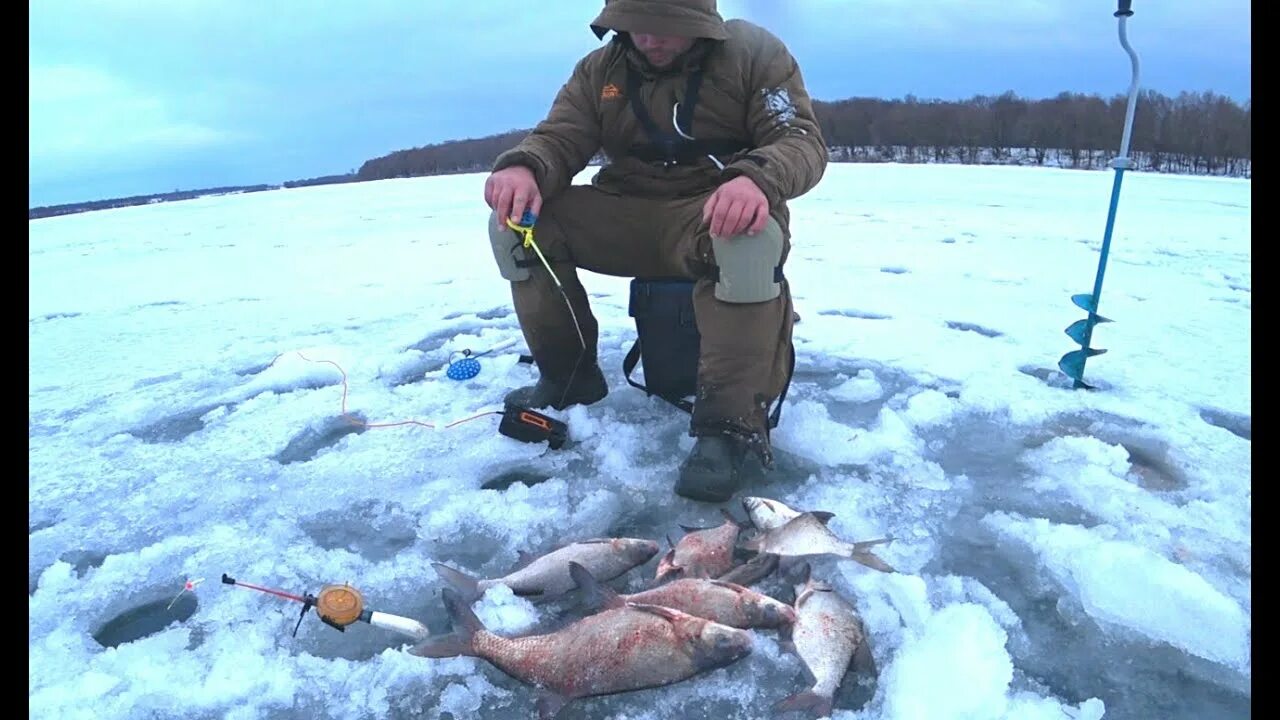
top-left (814, 90), bottom-right (1250, 177)
top-left (29, 184), bottom-right (276, 220)
top-left (282, 173), bottom-right (363, 189)
top-left (356, 89), bottom-right (1250, 180)
top-left (28, 173), bottom-right (365, 219)
top-left (30, 89), bottom-right (1249, 219)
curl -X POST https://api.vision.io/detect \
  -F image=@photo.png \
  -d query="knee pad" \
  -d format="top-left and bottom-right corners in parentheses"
top-left (488, 210), bottom-right (531, 281)
top-left (711, 219), bottom-right (784, 303)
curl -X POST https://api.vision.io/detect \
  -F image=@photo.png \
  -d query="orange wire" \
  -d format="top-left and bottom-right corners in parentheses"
top-left (288, 351), bottom-right (504, 430)
top-left (445, 411), bottom-right (505, 428)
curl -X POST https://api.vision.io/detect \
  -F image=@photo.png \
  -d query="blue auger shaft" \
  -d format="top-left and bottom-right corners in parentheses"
top-left (1071, 170), bottom-right (1126, 387)
top-left (1063, 0), bottom-right (1140, 389)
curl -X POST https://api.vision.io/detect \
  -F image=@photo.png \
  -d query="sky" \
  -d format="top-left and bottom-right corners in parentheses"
top-left (29, 0), bottom-right (1251, 208)
top-left (30, 161), bottom-right (1251, 719)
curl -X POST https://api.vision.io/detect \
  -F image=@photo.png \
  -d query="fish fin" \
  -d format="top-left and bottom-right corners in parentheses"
top-left (852, 536), bottom-right (895, 551)
top-left (569, 561), bottom-right (624, 611)
top-left (576, 538), bottom-right (616, 544)
top-left (411, 587), bottom-right (486, 657)
top-left (774, 689), bottom-right (833, 717)
top-left (778, 630), bottom-right (795, 652)
top-left (535, 690), bottom-right (570, 720)
top-left (853, 551), bottom-right (896, 573)
top-left (852, 637), bottom-right (878, 676)
top-left (851, 539), bottom-right (896, 573)
top-left (432, 562), bottom-right (482, 602)
top-left (654, 567), bottom-right (682, 584)
top-left (708, 579), bottom-right (751, 593)
top-left (442, 587), bottom-right (486, 635)
top-left (626, 602), bottom-right (685, 624)
top-left (409, 632), bottom-right (474, 659)
top-left (794, 658), bottom-right (819, 686)
top-left (801, 565), bottom-right (835, 596)
top-left (511, 550), bottom-right (538, 571)
top-left (811, 511), bottom-right (836, 524)
top-left (796, 573), bottom-right (835, 607)
top-left (798, 561), bottom-right (812, 585)
top-left (779, 558), bottom-right (809, 587)
top-left (654, 548), bottom-right (680, 583)
top-left (741, 533), bottom-right (764, 552)
top-left (717, 553), bottom-right (778, 587)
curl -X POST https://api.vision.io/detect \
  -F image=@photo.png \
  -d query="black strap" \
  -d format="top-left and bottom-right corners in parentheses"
top-left (626, 138), bottom-right (750, 165)
top-left (768, 343), bottom-right (796, 430)
top-left (623, 339), bottom-right (695, 414)
top-left (624, 64), bottom-right (747, 167)
top-left (707, 265), bottom-right (786, 284)
top-left (623, 338), bottom-right (796, 429)
top-left (675, 63), bottom-right (701, 134)
top-left (626, 63), bottom-right (697, 143)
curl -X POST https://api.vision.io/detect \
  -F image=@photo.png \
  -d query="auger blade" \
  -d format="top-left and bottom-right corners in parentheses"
top-left (1064, 317), bottom-right (1113, 345)
top-left (1058, 347), bottom-right (1108, 383)
top-left (1070, 294), bottom-right (1114, 323)
top-left (1071, 293), bottom-right (1098, 313)
top-left (1064, 319), bottom-right (1091, 345)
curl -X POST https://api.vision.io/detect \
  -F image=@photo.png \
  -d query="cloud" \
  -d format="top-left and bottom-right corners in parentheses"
top-left (28, 0), bottom-right (1249, 206)
top-left (29, 65), bottom-right (242, 178)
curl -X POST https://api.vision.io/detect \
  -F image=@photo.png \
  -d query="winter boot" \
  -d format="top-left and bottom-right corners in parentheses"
top-left (504, 363), bottom-right (608, 411)
top-left (675, 435), bottom-right (748, 503)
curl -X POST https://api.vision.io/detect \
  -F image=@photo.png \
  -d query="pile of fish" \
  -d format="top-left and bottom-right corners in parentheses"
top-left (417, 497), bottom-right (895, 719)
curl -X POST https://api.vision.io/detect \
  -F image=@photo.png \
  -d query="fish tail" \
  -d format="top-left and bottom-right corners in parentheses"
top-left (853, 637), bottom-right (878, 676)
top-left (411, 588), bottom-right (487, 658)
top-left (432, 561), bottom-right (482, 601)
top-left (410, 632), bottom-right (473, 658)
top-left (778, 556), bottom-right (807, 584)
top-left (569, 561), bottom-right (624, 611)
top-left (851, 537), bottom-right (896, 573)
top-left (852, 536), bottom-right (895, 551)
top-left (774, 689), bottom-right (833, 717)
top-left (717, 553), bottom-right (778, 587)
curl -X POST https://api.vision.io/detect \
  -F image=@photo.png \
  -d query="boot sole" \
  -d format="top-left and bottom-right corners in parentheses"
top-left (569, 385), bottom-right (609, 410)
top-left (547, 386), bottom-right (608, 411)
top-left (504, 385), bottom-right (608, 412)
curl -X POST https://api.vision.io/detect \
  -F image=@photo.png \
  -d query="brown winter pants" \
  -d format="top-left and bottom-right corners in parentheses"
top-left (491, 185), bottom-right (794, 446)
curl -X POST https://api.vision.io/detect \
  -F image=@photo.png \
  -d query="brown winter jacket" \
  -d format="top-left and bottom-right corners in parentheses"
top-left (492, 0), bottom-right (827, 233)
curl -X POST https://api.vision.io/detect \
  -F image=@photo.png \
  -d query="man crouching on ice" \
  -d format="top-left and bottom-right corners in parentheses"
top-left (483, 0), bottom-right (827, 503)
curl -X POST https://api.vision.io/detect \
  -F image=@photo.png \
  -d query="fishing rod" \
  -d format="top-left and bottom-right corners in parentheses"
top-left (221, 574), bottom-right (429, 641)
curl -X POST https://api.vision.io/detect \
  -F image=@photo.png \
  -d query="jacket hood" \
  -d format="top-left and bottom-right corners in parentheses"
top-left (591, 0), bottom-right (728, 41)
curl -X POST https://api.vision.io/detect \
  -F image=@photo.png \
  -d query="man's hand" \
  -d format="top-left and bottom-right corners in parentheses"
top-left (485, 166), bottom-right (543, 229)
top-left (702, 175), bottom-right (769, 239)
